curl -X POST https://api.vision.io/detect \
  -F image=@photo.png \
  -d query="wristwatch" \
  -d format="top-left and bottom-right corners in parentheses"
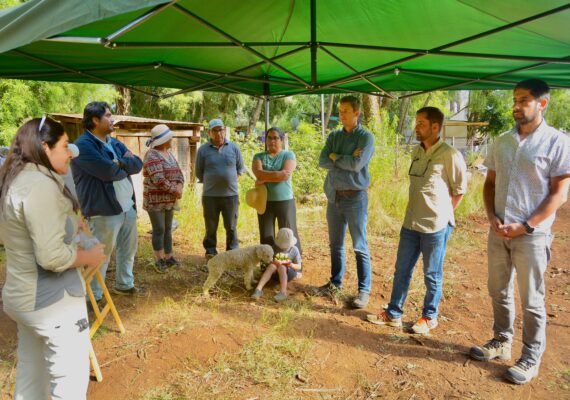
top-left (522, 221), bottom-right (535, 234)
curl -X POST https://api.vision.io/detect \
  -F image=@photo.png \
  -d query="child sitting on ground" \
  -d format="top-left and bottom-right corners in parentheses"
top-left (251, 228), bottom-right (302, 302)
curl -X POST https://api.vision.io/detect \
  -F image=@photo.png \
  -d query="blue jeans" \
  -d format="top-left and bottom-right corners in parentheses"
top-left (326, 191), bottom-right (371, 293)
top-left (88, 208), bottom-right (138, 300)
top-left (387, 224), bottom-right (453, 320)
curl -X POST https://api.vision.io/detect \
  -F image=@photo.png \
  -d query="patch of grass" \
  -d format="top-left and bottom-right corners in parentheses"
top-left (216, 332), bottom-right (311, 389)
top-left (350, 372), bottom-right (384, 399)
top-left (144, 330), bottom-right (312, 399)
top-left (141, 388), bottom-right (184, 400)
top-left (148, 296), bottom-right (197, 335)
top-left (175, 186), bottom-right (204, 245)
top-left (546, 368), bottom-right (570, 392)
top-left (456, 172), bottom-right (485, 221)
top-left (388, 333), bottom-right (409, 343)
top-left (136, 236), bottom-right (155, 265)
top-left (91, 324), bottom-right (110, 340)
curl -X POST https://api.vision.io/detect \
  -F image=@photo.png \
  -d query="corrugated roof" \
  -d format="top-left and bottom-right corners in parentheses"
top-left (49, 113), bottom-right (203, 129)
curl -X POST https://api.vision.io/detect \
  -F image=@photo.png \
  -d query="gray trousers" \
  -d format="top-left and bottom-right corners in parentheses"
top-left (487, 231), bottom-right (552, 363)
top-left (5, 292), bottom-right (90, 400)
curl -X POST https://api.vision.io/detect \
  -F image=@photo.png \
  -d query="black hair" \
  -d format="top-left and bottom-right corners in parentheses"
top-left (416, 106), bottom-right (444, 129)
top-left (0, 117), bottom-right (79, 211)
top-left (83, 101), bottom-right (111, 130)
top-left (265, 127), bottom-right (285, 141)
top-left (515, 79), bottom-right (550, 101)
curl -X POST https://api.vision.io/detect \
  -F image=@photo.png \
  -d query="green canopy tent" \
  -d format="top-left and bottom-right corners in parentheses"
top-left (1, 0), bottom-right (570, 101)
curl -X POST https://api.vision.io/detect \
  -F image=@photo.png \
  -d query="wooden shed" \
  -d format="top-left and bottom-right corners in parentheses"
top-left (49, 113), bottom-right (203, 213)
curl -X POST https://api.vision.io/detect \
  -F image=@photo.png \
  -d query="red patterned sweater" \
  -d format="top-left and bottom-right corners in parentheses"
top-left (142, 149), bottom-right (185, 211)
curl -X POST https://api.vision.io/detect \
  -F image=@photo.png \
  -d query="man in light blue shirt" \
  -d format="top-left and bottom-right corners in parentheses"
top-left (314, 96), bottom-right (374, 309)
top-left (195, 119), bottom-right (245, 258)
top-left (470, 79), bottom-right (570, 385)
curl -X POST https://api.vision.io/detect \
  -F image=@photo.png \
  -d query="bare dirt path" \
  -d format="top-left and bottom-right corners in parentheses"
top-left (1, 205), bottom-right (569, 399)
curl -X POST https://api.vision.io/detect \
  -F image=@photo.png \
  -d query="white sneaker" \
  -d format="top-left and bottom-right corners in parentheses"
top-left (411, 316), bottom-right (438, 334)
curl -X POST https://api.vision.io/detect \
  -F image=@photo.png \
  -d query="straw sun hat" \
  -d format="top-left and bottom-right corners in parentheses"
top-left (146, 124), bottom-right (173, 148)
top-left (246, 184), bottom-right (267, 215)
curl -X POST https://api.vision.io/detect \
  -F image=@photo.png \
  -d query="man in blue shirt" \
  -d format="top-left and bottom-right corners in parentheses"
top-left (195, 119), bottom-right (245, 259)
top-left (72, 102), bottom-right (143, 300)
top-left (314, 96), bottom-right (375, 308)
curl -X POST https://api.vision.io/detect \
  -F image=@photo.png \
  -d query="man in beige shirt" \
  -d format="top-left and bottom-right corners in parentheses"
top-left (367, 106), bottom-right (467, 334)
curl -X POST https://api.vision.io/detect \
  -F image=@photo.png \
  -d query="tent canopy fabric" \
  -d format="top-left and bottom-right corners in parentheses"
top-left (1, 0), bottom-right (569, 98)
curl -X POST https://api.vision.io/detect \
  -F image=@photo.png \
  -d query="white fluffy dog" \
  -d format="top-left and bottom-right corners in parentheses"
top-left (202, 244), bottom-right (274, 296)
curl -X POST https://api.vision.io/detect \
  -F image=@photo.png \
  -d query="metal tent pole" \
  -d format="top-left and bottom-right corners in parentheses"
top-left (264, 96), bottom-right (270, 135)
top-left (320, 94), bottom-right (325, 139)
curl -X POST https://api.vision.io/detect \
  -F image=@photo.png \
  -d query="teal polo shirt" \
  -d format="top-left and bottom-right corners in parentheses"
top-left (253, 150), bottom-right (296, 201)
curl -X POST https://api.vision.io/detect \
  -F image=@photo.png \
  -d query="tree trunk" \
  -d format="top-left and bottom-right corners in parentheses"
top-left (199, 98), bottom-right (204, 122)
top-left (115, 86), bottom-right (131, 115)
top-left (397, 94), bottom-right (411, 141)
top-left (422, 92), bottom-right (433, 108)
top-left (362, 94), bottom-right (381, 133)
top-left (247, 98), bottom-right (263, 137)
top-left (324, 94), bottom-right (335, 131)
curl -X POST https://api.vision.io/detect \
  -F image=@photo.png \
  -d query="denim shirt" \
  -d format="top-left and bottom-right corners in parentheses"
top-left (319, 125), bottom-right (375, 202)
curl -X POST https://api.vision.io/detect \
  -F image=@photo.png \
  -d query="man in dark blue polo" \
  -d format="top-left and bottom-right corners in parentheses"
top-left (195, 119), bottom-right (245, 259)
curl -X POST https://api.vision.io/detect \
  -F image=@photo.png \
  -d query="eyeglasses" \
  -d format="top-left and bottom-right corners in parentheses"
top-left (408, 157), bottom-right (431, 177)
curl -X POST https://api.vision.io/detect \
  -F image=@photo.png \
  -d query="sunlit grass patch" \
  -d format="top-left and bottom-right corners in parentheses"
top-left (214, 332), bottom-right (312, 389)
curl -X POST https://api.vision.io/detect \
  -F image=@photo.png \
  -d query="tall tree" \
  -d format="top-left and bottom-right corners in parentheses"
top-left (362, 94), bottom-right (381, 133)
top-left (248, 98), bottom-right (263, 137)
top-left (396, 93), bottom-right (411, 142)
top-left (324, 94), bottom-right (335, 131)
top-left (115, 86), bottom-right (131, 115)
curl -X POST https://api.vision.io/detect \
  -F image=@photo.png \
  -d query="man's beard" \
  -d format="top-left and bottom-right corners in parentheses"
top-left (514, 111), bottom-right (538, 125)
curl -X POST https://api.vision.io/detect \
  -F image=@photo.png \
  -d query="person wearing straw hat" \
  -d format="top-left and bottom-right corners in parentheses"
top-left (251, 127), bottom-right (302, 254)
top-left (143, 124), bottom-right (185, 273)
top-left (251, 227), bottom-right (302, 302)
top-left (195, 118), bottom-right (245, 259)
top-left (71, 102), bottom-right (144, 300)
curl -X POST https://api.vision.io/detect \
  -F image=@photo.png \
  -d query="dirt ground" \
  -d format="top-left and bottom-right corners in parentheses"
top-left (1, 204), bottom-right (569, 399)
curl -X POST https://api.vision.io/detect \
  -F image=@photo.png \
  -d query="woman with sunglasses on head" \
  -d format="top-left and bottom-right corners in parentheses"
top-left (0, 117), bottom-right (106, 400)
top-left (252, 127), bottom-right (302, 257)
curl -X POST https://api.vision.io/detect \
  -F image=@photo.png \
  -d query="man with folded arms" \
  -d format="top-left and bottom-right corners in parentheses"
top-left (314, 95), bottom-right (374, 309)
